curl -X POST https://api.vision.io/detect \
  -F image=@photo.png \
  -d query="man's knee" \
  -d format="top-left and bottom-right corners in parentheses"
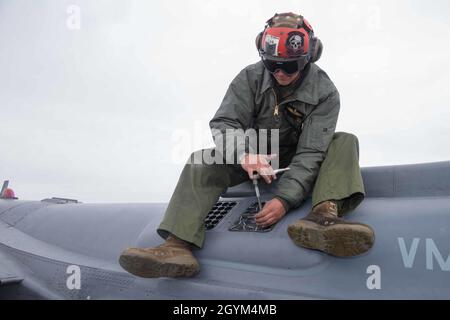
top-left (186, 149), bottom-right (230, 182)
top-left (333, 132), bottom-right (359, 144)
top-left (187, 148), bottom-right (219, 165)
top-left (331, 132), bottom-right (360, 157)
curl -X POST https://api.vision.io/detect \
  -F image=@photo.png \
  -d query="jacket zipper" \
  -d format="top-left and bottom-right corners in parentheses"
top-left (272, 89), bottom-right (279, 117)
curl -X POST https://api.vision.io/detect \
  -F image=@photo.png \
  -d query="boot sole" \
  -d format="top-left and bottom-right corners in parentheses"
top-left (118, 251), bottom-right (200, 278)
top-left (287, 220), bottom-right (375, 257)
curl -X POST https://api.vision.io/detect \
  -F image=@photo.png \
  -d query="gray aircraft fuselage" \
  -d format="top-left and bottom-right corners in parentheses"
top-left (1, 161), bottom-right (450, 299)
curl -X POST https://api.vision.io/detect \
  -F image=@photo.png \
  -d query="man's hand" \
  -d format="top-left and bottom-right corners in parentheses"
top-left (255, 198), bottom-right (287, 227)
top-left (240, 153), bottom-right (277, 184)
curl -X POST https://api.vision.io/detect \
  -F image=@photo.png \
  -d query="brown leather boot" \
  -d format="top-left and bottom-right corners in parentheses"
top-left (118, 235), bottom-right (200, 278)
top-left (287, 200), bottom-right (375, 257)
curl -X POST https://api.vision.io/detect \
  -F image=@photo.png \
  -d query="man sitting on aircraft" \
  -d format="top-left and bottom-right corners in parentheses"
top-left (119, 12), bottom-right (375, 278)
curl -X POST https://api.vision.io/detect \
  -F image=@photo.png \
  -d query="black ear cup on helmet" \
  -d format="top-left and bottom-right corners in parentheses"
top-left (255, 32), bottom-right (263, 51)
top-left (310, 37), bottom-right (323, 63)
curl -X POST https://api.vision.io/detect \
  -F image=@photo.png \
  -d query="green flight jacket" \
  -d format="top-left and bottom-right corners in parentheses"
top-left (209, 61), bottom-right (340, 210)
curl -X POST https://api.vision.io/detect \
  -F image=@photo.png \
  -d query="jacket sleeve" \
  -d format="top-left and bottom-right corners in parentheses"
top-left (274, 90), bottom-right (340, 210)
top-left (209, 68), bottom-right (257, 162)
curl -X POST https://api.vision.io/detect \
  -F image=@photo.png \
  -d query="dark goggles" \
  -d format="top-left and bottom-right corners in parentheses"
top-left (262, 56), bottom-right (309, 75)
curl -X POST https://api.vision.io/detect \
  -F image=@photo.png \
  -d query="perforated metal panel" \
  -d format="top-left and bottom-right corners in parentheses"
top-left (229, 202), bottom-right (275, 232)
top-left (204, 201), bottom-right (237, 230)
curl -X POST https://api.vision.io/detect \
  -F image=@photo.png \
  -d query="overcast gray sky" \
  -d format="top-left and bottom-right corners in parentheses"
top-left (1, 0), bottom-right (450, 203)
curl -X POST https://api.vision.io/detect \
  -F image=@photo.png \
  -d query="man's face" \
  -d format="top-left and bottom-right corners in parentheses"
top-left (272, 69), bottom-right (300, 86)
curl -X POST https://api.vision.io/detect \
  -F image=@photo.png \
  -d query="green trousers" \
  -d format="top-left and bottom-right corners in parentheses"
top-left (158, 132), bottom-right (365, 248)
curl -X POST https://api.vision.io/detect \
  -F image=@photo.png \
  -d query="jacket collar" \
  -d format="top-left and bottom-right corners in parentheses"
top-left (260, 63), bottom-right (320, 105)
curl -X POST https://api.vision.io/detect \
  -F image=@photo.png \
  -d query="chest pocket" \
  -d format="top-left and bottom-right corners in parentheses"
top-left (283, 103), bottom-right (305, 134)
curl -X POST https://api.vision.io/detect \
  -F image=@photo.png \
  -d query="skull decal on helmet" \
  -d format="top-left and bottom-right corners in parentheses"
top-left (286, 32), bottom-right (305, 56)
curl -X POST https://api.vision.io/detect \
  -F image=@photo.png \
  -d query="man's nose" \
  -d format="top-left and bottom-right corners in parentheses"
top-left (274, 69), bottom-right (286, 76)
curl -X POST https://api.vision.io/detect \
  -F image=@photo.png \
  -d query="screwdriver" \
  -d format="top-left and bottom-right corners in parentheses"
top-left (251, 168), bottom-right (290, 212)
top-left (252, 178), bottom-right (263, 212)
